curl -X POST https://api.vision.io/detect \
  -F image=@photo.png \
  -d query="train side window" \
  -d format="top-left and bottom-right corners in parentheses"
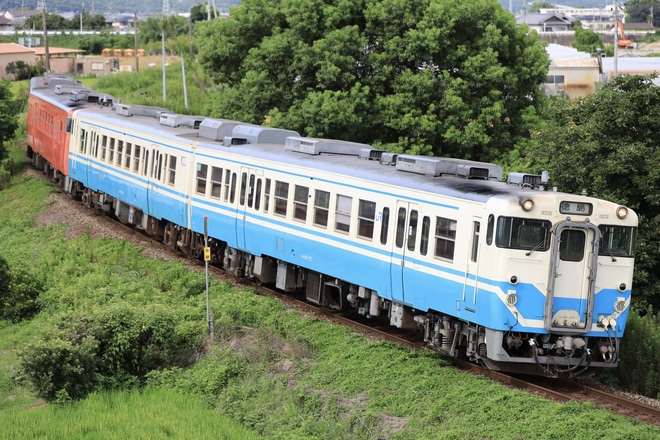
top-left (471, 221), bottom-right (480, 263)
top-left (91, 132), bottom-right (99, 157)
top-left (168, 156), bottom-right (177, 185)
top-left (407, 210), bottom-right (418, 251)
top-left (239, 172), bottom-right (248, 206)
top-left (133, 145), bottom-right (141, 172)
top-left (109, 138), bottom-right (115, 163)
top-left (65, 117), bottom-right (72, 134)
top-left (358, 200), bottom-right (376, 239)
top-left (420, 216), bottom-right (430, 255)
top-left (335, 195), bottom-right (352, 234)
top-left (155, 153), bottom-right (163, 181)
top-left (101, 135), bottom-right (107, 161)
top-left (124, 143), bottom-right (132, 169)
top-left (314, 190), bottom-right (330, 227)
top-left (254, 179), bottom-right (262, 211)
top-left (294, 185), bottom-right (309, 222)
top-left (248, 175), bottom-right (256, 208)
top-left (380, 207), bottom-right (390, 245)
top-left (196, 163), bottom-right (208, 195)
top-left (143, 150), bottom-right (149, 176)
top-left (116, 140), bottom-right (124, 167)
top-left (274, 181), bottom-right (289, 216)
top-left (223, 171), bottom-right (232, 202)
top-left (229, 172), bottom-right (237, 203)
top-left (434, 217), bottom-right (457, 261)
top-left (486, 214), bottom-right (494, 245)
top-left (395, 207), bottom-right (406, 248)
top-left (210, 167), bottom-right (223, 199)
top-left (79, 129), bottom-right (87, 153)
top-left (264, 179), bottom-right (271, 213)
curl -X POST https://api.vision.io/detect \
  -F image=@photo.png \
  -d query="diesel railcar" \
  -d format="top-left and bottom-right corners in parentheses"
top-left (27, 74), bottom-right (637, 377)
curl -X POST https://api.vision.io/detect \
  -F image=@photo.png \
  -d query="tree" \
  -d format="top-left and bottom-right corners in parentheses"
top-left (195, 0), bottom-right (549, 162)
top-left (625, 0), bottom-right (660, 27)
top-left (529, 1), bottom-right (555, 13)
top-left (573, 22), bottom-right (604, 55)
top-left (0, 81), bottom-right (17, 161)
top-left (5, 61), bottom-right (42, 81)
top-left (522, 75), bottom-right (660, 309)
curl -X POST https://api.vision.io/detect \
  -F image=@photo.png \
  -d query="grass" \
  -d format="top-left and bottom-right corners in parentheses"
top-left (3, 98), bottom-right (660, 438)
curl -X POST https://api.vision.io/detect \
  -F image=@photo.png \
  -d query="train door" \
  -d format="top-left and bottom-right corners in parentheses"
top-left (545, 222), bottom-right (599, 333)
top-left (237, 167), bottom-right (259, 250)
top-left (145, 145), bottom-right (161, 215)
top-left (390, 201), bottom-right (419, 304)
top-left (463, 217), bottom-right (482, 312)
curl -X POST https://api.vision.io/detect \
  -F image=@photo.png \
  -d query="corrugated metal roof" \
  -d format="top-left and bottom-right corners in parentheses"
top-left (0, 42), bottom-right (34, 55)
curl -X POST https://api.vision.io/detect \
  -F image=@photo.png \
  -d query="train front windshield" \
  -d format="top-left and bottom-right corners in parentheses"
top-left (599, 225), bottom-right (636, 258)
top-left (495, 217), bottom-right (552, 251)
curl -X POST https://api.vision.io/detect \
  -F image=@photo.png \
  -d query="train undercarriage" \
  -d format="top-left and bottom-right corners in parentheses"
top-left (31, 152), bottom-right (618, 378)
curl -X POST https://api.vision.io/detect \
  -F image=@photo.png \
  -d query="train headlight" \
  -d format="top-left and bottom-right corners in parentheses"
top-left (616, 206), bottom-right (629, 219)
top-left (520, 198), bottom-right (534, 212)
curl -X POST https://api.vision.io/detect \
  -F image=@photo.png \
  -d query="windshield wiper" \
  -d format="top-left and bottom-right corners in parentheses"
top-left (525, 240), bottom-right (547, 256)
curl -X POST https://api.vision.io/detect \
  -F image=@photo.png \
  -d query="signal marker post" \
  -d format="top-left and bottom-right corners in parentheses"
top-left (203, 216), bottom-right (214, 338)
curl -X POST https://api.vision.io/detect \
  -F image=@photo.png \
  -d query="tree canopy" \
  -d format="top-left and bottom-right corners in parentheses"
top-left (522, 74), bottom-right (660, 309)
top-left (195, 0), bottom-right (549, 161)
top-left (0, 81), bottom-right (17, 161)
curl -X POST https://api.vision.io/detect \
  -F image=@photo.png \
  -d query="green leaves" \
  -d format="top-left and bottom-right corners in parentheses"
top-left (196, 0), bottom-right (548, 161)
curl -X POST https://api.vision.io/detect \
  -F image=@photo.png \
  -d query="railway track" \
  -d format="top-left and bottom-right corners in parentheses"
top-left (33, 170), bottom-right (660, 428)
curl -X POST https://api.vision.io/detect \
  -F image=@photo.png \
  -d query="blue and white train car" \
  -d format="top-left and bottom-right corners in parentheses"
top-left (56, 93), bottom-right (637, 377)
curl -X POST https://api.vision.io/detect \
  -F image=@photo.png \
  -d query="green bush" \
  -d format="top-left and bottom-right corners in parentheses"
top-left (19, 302), bottom-right (201, 402)
top-left (0, 256), bottom-right (43, 323)
top-left (604, 307), bottom-right (660, 398)
top-left (18, 336), bottom-right (99, 401)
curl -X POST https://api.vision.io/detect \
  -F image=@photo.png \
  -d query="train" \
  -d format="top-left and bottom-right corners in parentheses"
top-left (26, 74), bottom-right (637, 377)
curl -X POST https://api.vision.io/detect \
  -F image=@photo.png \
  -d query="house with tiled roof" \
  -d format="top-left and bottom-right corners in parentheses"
top-left (516, 13), bottom-right (575, 33)
top-left (0, 42), bottom-right (36, 79)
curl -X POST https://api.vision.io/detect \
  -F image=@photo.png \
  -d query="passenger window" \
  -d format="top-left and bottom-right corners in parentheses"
top-left (240, 172), bottom-right (248, 206)
top-left (248, 175), bottom-right (256, 208)
top-left (420, 216), bottom-right (430, 255)
top-left (380, 207), bottom-right (390, 245)
top-left (255, 179), bottom-right (262, 211)
top-left (210, 167), bottom-right (223, 198)
top-left (116, 140), bottom-right (123, 166)
top-left (124, 143), bottom-right (132, 169)
top-left (407, 210), bottom-right (418, 251)
top-left (471, 221), bottom-right (480, 262)
top-left (335, 195), bottom-right (352, 233)
top-left (435, 217), bottom-right (457, 261)
top-left (168, 155), bottom-right (177, 185)
top-left (229, 172), bottom-right (237, 203)
top-left (79, 129), bottom-right (87, 153)
top-left (294, 185), bottom-right (309, 221)
top-left (101, 135), bottom-right (108, 160)
top-left (196, 163), bottom-right (208, 195)
top-left (264, 179), bottom-right (271, 213)
top-left (223, 172), bottom-right (232, 202)
top-left (395, 207), bottom-right (406, 248)
top-left (314, 190), bottom-right (330, 227)
top-left (274, 181), bottom-right (289, 216)
top-left (143, 150), bottom-right (149, 176)
top-left (133, 145), bottom-right (141, 172)
top-left (358, 200), bottom-right (376, 239)
top-left (109, 138), bottom-right (115, 163)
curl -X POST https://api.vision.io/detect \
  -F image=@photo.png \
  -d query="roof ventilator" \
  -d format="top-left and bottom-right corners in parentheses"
top-left (198, 118), bottom-right (242, 141)
top-left (114, 103), bottom-right (169, 118)
top-left (159, 113), bottom-right (205, 129)
top-left (395, 155), bottom-right (503, 181)
top-left (285, 137), bottom-right (372, 156)
top-left (507, 171), bottom-right (549, 190)
top-left (223, 125), bottom-right (300, 147)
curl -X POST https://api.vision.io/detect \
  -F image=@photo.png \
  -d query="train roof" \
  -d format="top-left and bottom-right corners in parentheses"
top-left (30, 74), bottom-right (114, 109)
top-left (72, 103), bottom-right (555, 205)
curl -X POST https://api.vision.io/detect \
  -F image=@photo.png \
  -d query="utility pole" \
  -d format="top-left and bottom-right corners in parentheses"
top-left (38, 0), bottom-right (50, 72)
top-left (613, 0), bottom-right (619, 77)
top-left (134, 12), bottom-right (139, 73)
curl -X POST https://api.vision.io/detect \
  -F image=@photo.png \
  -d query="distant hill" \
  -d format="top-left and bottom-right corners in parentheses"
top-left (0, 0), bottom-right (238, 15)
